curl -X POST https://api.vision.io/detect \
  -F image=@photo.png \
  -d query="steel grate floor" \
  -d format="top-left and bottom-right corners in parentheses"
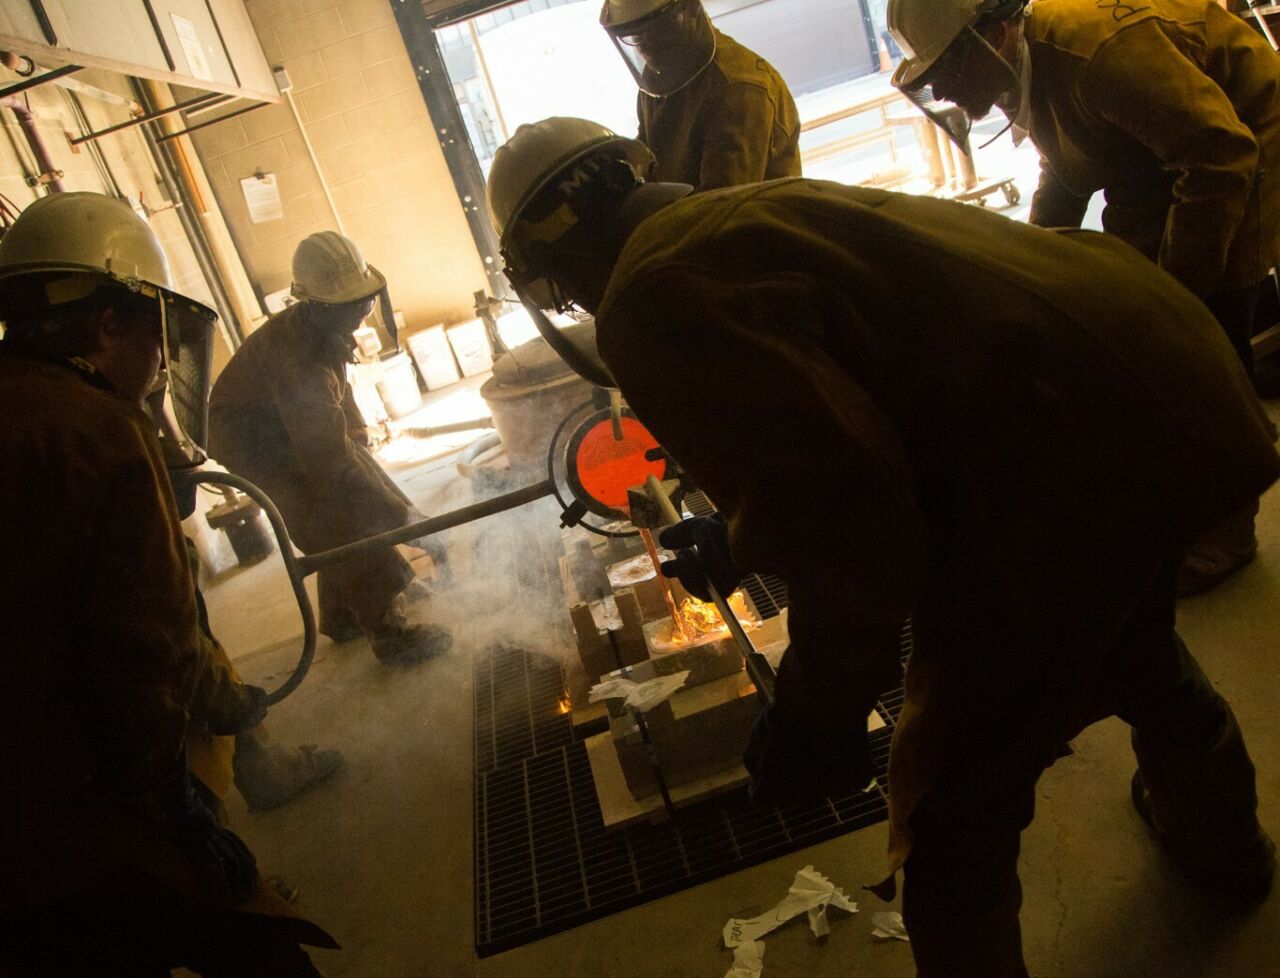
top-left (473, 578), bottom-right (911, 956)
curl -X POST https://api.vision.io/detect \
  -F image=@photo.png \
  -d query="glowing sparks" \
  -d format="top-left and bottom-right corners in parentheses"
top-left (654, 592), bottom-right (763, 650)
top-left (557, 692), bottom-right (573, 715)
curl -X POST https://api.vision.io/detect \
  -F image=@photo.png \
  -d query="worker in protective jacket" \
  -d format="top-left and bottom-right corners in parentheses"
top-left (485, 118), bottom-right (1279, 978)
top-left (0, 192), bottom-right (336, 976)
top-left (889, 0), bottom-right (1280, 593)
top-left (601, 0), bottom-right (801, 189)
top-left (208, 232), bottom-right (451, 666)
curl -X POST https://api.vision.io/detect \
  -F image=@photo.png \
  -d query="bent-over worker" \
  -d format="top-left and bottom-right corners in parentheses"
top-left (485, 117), bottom-right (1278, 978)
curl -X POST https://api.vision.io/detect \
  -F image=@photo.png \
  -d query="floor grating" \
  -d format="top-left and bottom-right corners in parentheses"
top-left (471, 488), bottom-right (907, 956)
top-left (474, 611), bottom-right (910, 955)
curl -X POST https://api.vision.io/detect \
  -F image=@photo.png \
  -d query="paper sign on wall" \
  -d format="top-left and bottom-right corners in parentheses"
top-left (241, 173), bottom-right (283, 223)
top-left (171, 14), bottom-right (213, 82)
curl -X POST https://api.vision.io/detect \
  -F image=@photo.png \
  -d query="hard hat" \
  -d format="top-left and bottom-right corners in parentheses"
top-left (0, 191), bottom-right (173, 297)
top-left (600, 0), bottom-right (715, 97)
top-left (600, 0), bottom-right (675, 31)
top-left (0, 191), bottom-right (217, 464)
top-left (487, 117), bottom-right (653, 256)
top-left (290, 230), bottom-right (386, 305)
top-left (888, 0), bottom-right (1015, 90)
top-left (487, 118), bottom-right (654, 391)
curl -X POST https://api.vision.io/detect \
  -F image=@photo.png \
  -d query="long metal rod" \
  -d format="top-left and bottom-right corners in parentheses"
top-left (181, 471), bottom-right (316, 705)
top-left (133, 80), bottom-right (243, 352)
top-left (141, 0), bottom-right (176, 70)
top-left (1249, 1), bottom-right (1280, 50)
top-left (70, 93), bottom-right (228, 145)
top-left (203, 0), bottom-right (240, 87)
top-left (298, 478), bottom-right (555, 574)
top-left (283, 87), bottom-right (346, 234)
top-left (28, 0), bottom-right (57, 45)
top-left (643, 475), bottom-right (775, 706)
top-left (0, 64), bottom-right (80, 99)
top-left (155, 101), bottom-right (267, 142)
top-left (404, 417), bottom-right (495, 438)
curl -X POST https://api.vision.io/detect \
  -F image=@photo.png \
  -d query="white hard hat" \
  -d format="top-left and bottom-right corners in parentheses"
top-left (290, 230), bottom-right (386, 305)
top-left (486, 117), bottom-right (653, 255)
top-left (888, 0), bottom-right (989, 89)
top-left (0, 191), bottom-right (173, 297)
top-left (0, 191), bottom-right (218, 462)
top-left (600, 0), bottom-right (676, 30)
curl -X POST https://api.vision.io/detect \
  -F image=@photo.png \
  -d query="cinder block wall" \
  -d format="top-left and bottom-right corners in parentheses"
top-left (191, 0), bottom-right (488, 332)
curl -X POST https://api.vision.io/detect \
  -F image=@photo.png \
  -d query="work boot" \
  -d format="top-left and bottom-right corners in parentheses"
top-left (1177, 504), bottom-right (1259, 596)
top-left (320, 622), bottom-right (363, 643)
top-left (234, 738), bottom-right (344, 813)
top-left (372, 623), bottom-right (453, 666)
top-left (1131, 770), bottom-right (1275, 907)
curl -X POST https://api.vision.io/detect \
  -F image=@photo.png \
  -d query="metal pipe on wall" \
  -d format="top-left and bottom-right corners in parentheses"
top-left (138, 78), bottom-right (265, 346)
top-left (0, 95), bottom-right (64, 192)
top-left (133, 81), bottom-right (242, 354)
top-left (274, 67), bottom-right (346, 235)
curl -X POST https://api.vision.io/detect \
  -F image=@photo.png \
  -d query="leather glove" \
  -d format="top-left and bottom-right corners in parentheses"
top-left (658, 514), bottom-right (742, 603)
top-left (204, 682), bottom-right (269, 736)
top-left (743, 648), bottom-right (894, 806)
top-left (743, 701), bottom-right (876, 806)
top-left (147, 758), bottom-right (260, 906)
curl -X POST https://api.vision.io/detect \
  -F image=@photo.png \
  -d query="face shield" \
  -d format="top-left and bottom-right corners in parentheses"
top-left (156, 284), bottom-right (217, 467)
top-left (504, 258), bottom-right (617, 391)
top-left (498, 152), bottom-right (656, 391)
top-left (896, 24), bottom-right (1022, 156)
top-left (605, 0), bottom-right (716, 97)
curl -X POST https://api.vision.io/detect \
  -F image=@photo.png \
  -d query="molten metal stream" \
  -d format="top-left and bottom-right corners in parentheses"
top-left (640, 527), bottom-right (688, 643)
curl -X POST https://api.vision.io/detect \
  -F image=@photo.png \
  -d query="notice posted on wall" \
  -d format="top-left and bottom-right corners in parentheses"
top-left (171, 14), bottom-right (213, 82)
top-left (241, 173), bottom-right (284, 223)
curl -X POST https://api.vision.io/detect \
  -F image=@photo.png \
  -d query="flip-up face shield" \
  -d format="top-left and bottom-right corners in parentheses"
top-left (606, 0), bottom-right (715, 97)
top-left (157, 284), bottom-right (217, 466)
top-left (896, 23), bottom-right (1021, 155)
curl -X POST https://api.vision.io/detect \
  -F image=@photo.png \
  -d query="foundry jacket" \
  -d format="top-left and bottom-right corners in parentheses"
top-left (207, 302), bottom-right (412, 555)
top-left (638, 29), bottom-right (802, 190)
top-left (1024, 0), bottom-right (1280, 297)
top-left (595, 178), bottom-right (1280, 865)
top-left (0, 353), bottom-right (258, 909)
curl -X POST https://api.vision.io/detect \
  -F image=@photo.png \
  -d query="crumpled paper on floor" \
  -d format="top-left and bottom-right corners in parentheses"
top-left (871, 911), bottom-right (909, 941)
top-left (588, 670), bottom-right (690, 712)
top-left (723, 939), bottom-right (765, 978)
top-left (723, 865), bottom-right (859, 948)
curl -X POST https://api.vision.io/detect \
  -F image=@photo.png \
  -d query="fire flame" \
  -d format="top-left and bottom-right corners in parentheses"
top-left (556, 692), bottom-right (573, 715)
top-left (668, 592), bottom-right (761, 646)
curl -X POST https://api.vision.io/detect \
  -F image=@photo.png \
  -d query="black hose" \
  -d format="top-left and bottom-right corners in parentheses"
top-left (178, 471), bottom-right (315, 705)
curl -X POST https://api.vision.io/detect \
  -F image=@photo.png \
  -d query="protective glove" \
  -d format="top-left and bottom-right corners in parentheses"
top-left (743, 700), bottom-right (876, 806)
top-left (146, 758), bottom-right (260, 906)
top-left (743, 648), bottom-right (894, 806)
top-left (657, 513), bottom-right (742, 603)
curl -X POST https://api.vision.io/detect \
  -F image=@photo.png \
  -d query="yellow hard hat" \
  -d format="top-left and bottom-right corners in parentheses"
top-left (486, 117), bottom-right (653, 262)
top-left (889, 0), bottom-right (1004, 89)
top-left (290, 231), bottom-right (386, 305)
top-left (600, 0), bottom-right (677, 30)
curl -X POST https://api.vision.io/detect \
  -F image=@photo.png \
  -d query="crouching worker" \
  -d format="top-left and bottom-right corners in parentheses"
top-left (486, 118), bottom-right (1279, 978)
top-left (208, 232), bottom-right (451, 667)
top-left (0, 192), bottom-right (337, 976)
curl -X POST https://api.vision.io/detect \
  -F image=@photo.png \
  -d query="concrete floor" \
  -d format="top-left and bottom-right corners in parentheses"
top-left (201, 398), bottom-right (1280, 978)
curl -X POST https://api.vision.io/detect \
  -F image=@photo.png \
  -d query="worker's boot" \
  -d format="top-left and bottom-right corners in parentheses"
top-left (371, 623), bottom-right (453, 666)
top-left (1177, 502), bottom-right (1258, 596)
top-left (317, 569), bottom-right (363, 642)
top-left (1131, 702), bottom-right (1275, 907)
top-left (233, 732), bottom-right (344, 813)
